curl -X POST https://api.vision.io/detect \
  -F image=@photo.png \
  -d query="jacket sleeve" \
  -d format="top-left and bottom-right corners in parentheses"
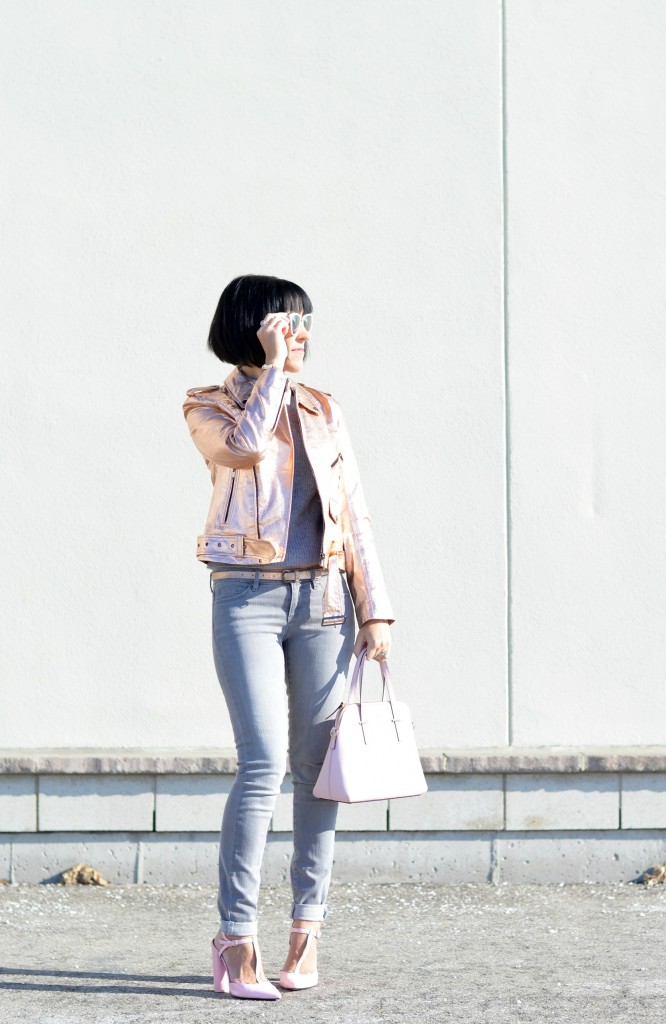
top-left (182, 365), bottom-right (291, 468)
top-left (336, 404), bottom-right (395, 627)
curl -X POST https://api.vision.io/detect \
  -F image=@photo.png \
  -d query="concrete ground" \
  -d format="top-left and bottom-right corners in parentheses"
top-left (1, 880), bottom-right (665, 1023)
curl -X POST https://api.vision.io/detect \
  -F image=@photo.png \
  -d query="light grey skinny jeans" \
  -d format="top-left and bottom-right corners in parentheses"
top-left (211, 567), bottom-right (355, 935)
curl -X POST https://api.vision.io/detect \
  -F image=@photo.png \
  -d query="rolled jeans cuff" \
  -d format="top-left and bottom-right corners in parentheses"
top-left (221, 920), bottom-right (258, 936)
top-left (292, 902), bottom-right (328, 922)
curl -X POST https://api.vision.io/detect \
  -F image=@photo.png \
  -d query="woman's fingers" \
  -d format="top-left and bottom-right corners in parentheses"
top-left (352, 636), bottom-right (366, 659)
top-left (258, 315), bottom-right (288, 336)
top-left (353, 627), bottom-right (391, 661)
top-left (259, 312), bottom-right (289, 327)
top-left (256, 313), bottom-right (290, 365)
top-left (365, 640), bottom-right (391, 661)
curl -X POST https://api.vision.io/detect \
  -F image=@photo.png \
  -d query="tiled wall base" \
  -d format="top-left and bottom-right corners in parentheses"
top-left (2, 750), bottom-right (666, 884)
top-left (1, 831), bottom-right (665, 886)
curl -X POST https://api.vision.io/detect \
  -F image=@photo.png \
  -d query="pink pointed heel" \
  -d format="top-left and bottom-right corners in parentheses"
top-left (278, 925), bottom-right (321, 990)
top-left (211, 934), bottom-right (281, 1000)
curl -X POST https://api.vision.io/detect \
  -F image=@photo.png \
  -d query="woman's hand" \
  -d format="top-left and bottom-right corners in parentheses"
top-left (353, 620), bottom-right (392, 662)
top-left (256, 312), bottom-right (290, 369)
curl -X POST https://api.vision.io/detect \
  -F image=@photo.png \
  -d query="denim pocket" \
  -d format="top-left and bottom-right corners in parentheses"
top-left (212, 577), bottom-right (256, 602)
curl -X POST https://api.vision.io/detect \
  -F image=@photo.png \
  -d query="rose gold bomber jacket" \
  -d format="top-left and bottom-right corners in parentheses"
top-left (182, 363), bottom-right (395, 628)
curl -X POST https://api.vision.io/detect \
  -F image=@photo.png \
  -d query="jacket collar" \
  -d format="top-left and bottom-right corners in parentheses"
top-left (223, 365), bottom-right (319, 413)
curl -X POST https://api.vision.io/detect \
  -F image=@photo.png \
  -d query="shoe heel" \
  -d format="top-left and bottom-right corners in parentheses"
top-left (211, 939), bottom-right (230, 993)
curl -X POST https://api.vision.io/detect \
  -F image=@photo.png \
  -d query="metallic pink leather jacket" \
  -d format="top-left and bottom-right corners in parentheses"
top-left (182, 364), bottom-right (394, 628)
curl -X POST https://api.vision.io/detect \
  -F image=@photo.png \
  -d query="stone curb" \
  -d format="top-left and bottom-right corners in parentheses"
top-left (2, 746), bottom-right (666, 774)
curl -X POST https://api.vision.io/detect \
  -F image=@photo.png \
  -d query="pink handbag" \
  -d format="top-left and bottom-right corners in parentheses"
top-left (313, 645), bottom-right (428, 803)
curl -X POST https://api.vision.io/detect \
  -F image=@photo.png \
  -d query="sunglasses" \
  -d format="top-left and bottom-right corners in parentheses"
top-left (284, 311), bottom-right (313, 335)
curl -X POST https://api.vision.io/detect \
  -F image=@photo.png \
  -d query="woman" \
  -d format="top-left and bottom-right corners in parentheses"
top-left (182, 274), bottom-right (394, 1000)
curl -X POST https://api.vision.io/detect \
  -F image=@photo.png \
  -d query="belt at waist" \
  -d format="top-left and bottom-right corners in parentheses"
top-left (210, 566), bottom-right (333, 582)
top-left (209, 555), bottom-right (347, 626)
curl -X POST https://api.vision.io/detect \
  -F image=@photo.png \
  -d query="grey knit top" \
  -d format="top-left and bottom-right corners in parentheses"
top-left (205, 386), bottom-right (324, 571)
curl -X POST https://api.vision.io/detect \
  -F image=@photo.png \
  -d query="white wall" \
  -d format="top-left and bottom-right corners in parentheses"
top-left (507, 0), bottom-right (666, 743)
top-left (1, 0), bottom-right (664, 749)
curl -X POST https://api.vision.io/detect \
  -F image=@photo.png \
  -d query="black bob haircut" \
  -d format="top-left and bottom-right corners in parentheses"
top-left (207, 274), bottom-right (313, 368)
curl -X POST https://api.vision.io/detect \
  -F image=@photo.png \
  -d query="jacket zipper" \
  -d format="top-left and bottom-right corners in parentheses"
top-left (223, 469), bottom-right (237, 523)
top-left (223, 379), bottom-right (286, 533)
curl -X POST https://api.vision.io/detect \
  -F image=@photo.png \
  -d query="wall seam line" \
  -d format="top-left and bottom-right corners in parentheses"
top-left (501, 0), bottom-right (513, 746)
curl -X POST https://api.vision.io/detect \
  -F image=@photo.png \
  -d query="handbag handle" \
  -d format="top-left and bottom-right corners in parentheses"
top-left (345, 643), bottom-right (398, 706)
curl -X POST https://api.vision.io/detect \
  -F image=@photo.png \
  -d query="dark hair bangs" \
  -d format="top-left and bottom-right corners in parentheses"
top-left (207, 274), bottom-right (313, 368)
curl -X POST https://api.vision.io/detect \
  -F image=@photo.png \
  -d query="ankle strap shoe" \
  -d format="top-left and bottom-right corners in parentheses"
top-left (279, 926), bottom-right (321, 990)
top-left (211, 935), bottom-right (281, 1000)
